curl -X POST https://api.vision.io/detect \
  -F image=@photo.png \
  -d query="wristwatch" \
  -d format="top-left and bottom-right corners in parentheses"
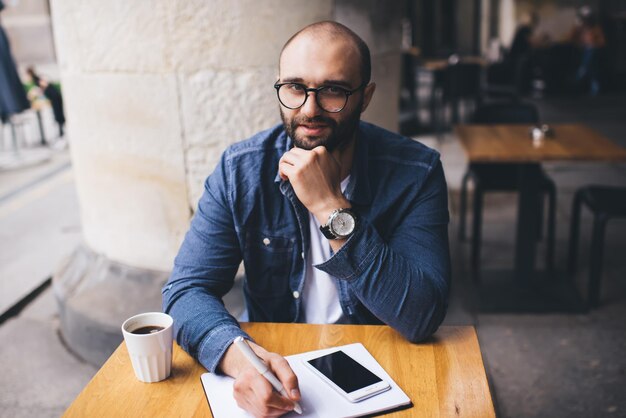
top-left (320, 208), bottom-right (358, 240)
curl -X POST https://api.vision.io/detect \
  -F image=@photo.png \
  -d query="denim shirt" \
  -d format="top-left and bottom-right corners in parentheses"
top-left (162, 121), bottom-right (451, 373)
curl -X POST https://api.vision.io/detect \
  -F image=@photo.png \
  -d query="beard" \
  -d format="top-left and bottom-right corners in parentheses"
top-left (280, 99), bottom-right (363, 153)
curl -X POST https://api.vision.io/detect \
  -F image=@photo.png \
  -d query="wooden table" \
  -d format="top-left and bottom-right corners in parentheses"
top-left (63, 323), bottom-right (495, 418)
top-left (455, 123), bottom-right (626, 282)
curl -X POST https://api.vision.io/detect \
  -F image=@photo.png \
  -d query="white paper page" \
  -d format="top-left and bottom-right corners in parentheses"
top-left (201, 343), bottom-right (411, 418)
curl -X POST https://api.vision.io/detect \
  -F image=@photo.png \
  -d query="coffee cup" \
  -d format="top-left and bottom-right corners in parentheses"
top-left (121, 312), bottom-right (174, 383)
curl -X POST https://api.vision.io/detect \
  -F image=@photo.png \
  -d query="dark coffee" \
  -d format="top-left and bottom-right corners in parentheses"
top-left (131, 325), bottom-right (164, 335)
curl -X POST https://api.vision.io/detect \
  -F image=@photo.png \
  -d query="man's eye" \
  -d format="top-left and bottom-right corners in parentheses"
top-left (325, 86), bottom-right (345, 94)
top-left (287, 84), bottom-right (305, 92)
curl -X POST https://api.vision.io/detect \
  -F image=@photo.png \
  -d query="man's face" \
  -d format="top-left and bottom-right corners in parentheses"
top-left (279, 95), bottom-right (363, 154)
top-left (278, 35), bottom-right (371, 153)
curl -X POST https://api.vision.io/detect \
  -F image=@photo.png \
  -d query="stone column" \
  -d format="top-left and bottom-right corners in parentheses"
top-left (335, 0), bottom-right (403, 132)
top-left (50, 0), bottom-right (400, 366)
top-left (498, 0), bottom-right (517, 47)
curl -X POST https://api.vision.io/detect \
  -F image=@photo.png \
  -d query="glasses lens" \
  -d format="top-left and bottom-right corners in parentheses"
top-left (318, 87), bottom-right (348, 113)
top-left (278, 84), bottom-right (306, 109)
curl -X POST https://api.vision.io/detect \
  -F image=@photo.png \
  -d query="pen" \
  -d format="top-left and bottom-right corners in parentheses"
top-left (233, 336), bottom-right (303, 415)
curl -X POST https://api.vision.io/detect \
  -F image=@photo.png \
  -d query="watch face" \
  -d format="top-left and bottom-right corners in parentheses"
top-left (331, 211), bottom-right (356, 237)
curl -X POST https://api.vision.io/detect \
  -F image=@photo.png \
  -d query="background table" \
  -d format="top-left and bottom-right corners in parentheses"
top-left (63, 323), bottom-right (495, 418)
top-left (456, 124), bottom-right (626, 164)
top-left (455, 123), bottom-right (626, 283)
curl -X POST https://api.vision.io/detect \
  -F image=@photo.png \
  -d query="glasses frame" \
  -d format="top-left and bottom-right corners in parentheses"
top-left (273, 82), bottom-right (366, 113)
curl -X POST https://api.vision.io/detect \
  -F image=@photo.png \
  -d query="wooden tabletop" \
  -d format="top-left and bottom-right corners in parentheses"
top-left (455, 123), bottom-right (626, 163)
top-left (62, 324), bottom-right (495, 418)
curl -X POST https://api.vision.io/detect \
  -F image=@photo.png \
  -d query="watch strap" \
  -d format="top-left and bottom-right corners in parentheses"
top-left (319, 223), bottom-right (337, 239)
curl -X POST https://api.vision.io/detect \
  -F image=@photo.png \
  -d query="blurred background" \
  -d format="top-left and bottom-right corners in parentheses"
top-left (0, 0), bottom-right (625, 417)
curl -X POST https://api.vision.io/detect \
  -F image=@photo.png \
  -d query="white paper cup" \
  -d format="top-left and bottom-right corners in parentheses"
top-left (121, 312), bottom-right (174, 383)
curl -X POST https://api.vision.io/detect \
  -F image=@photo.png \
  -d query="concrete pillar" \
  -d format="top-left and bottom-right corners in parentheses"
top-left (335, 0), bottom-right (403, 132)
top-left (50, 0), bottom-right (400, 365)
top-left (498, 0), bottom-right (517, 47)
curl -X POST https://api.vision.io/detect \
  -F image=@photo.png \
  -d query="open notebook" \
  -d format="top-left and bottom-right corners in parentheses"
top-left (201, 342), bottom-right (411, 418)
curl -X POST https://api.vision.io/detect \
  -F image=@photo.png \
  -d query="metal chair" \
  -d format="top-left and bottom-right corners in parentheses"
top-left (442, 62), bottom-right (483, 125)
top-left (429, 61), bottom-right (483, 135)
top-left (459, 102), bottom-right (557, 280)
top-left (567, 186), bottom-right (626, 308)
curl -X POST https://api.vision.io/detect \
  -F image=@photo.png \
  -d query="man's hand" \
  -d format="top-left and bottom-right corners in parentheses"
top-left (278, 146), bottom-right (351, 225)
top-left (220, 340), bottom-right (301, 418)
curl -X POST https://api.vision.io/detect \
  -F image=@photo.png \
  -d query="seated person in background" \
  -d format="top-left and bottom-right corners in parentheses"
top-left (568, 6), bottom-right (606, 96)
top-left (163, 21), bottom-right (450, 417)
top-left (26, 67), bottom-right (66, 138)
top-left (507, 12), bottom-right (550, 95)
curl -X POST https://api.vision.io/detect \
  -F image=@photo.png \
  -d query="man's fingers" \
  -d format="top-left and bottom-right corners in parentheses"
top-left (233, 369), bottom-right (292, 417)
top-left (280, 149), bottom-right (306, 164)
top-left (279, 149), bottom-right (315, 177)
top-left (279, 152), bottom-right (295, 165)
top-left (311, 145), bottom-right (340, 165)
top-left (249, 373), bottom-right (295, 413)
top-left (311, 145), bottom-right (328, 155)
top-left (283, 147), bottom-right (325, 165)
top-left (267, 354), bottom-right (301, 401)
top-left (278, 160), bottom-right (295, 181)
top-left (287, 146), bottom-right (310, 156)
top-left (278, 152), bottom-right (298, 181)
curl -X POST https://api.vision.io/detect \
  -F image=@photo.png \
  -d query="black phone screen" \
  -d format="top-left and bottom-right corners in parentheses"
top-left (307, 350), bottom-right (382, 394)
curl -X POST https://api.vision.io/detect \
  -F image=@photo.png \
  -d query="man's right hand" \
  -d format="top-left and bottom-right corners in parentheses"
top-left (219, 339), bottom-right (301, 418)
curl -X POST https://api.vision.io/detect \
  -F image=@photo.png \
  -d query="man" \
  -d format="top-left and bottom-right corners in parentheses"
top-left (508, 12), bottom-right (542, 95)
top-left (163, 21), bottom-right (450, 417)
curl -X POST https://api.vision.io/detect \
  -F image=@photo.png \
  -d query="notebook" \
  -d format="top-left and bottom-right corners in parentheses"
top-left (200, 342), bottom-right (412, 418)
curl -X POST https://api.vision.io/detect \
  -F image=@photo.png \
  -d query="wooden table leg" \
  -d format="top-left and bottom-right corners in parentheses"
top-left (514, 164), bottom-right (542, 283)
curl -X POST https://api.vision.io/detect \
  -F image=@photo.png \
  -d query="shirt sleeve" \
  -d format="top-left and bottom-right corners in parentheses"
top-left (162, 153), bottom-right (250, 373)
top-left (316, 158), bottom-right (451, 342)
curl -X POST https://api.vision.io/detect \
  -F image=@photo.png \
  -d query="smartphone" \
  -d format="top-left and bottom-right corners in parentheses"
top-left (303, 350), bottom-right (391, 402)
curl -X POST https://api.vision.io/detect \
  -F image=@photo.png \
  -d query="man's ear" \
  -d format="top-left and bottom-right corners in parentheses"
top-left (360, 83), bottom-right (376, 113)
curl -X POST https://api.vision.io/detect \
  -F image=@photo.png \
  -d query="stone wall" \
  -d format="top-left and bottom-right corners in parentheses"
top-left (335, 0), bottom-right (402, 135)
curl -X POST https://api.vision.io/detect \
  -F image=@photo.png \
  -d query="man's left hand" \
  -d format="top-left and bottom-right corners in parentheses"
top-left (278, 146), bottom-right (350, 224)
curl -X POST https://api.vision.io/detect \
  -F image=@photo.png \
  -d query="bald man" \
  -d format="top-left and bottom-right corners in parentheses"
top-left (163, 21), bottom-right (450, 417)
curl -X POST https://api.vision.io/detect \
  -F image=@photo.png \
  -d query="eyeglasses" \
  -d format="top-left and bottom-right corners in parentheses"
top-left (274, 82), bottom-right (365, 113)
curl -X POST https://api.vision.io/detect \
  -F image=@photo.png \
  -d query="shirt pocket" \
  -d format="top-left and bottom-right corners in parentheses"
top-left (243, 232), bottom-right (295, 298)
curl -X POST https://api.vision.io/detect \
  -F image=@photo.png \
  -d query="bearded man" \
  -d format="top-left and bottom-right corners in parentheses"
top-left (163, 21), bottom-right (450, 418)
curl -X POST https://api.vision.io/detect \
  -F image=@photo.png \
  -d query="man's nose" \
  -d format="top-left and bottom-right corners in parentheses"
top-left (301, 91), bottom-right (323, 117)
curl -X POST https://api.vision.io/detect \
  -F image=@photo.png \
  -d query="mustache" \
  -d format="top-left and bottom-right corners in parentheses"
top-left (292, 115), bottom-right (336, 126)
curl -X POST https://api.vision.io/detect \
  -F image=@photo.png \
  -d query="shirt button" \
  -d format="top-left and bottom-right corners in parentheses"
top-left (301, 252), bottom-right (305, 260)
top-left (263, 238), bottom-right (270, 246)
top-left (292, 291), bottom-right (300, 299)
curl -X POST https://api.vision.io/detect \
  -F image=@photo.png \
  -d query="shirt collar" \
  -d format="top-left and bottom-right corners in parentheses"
top-left (274, 132), bottom-right (293, 183)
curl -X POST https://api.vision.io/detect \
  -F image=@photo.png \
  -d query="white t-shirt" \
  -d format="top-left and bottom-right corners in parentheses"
top-left (302, 176), bottom-right (351, 324)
